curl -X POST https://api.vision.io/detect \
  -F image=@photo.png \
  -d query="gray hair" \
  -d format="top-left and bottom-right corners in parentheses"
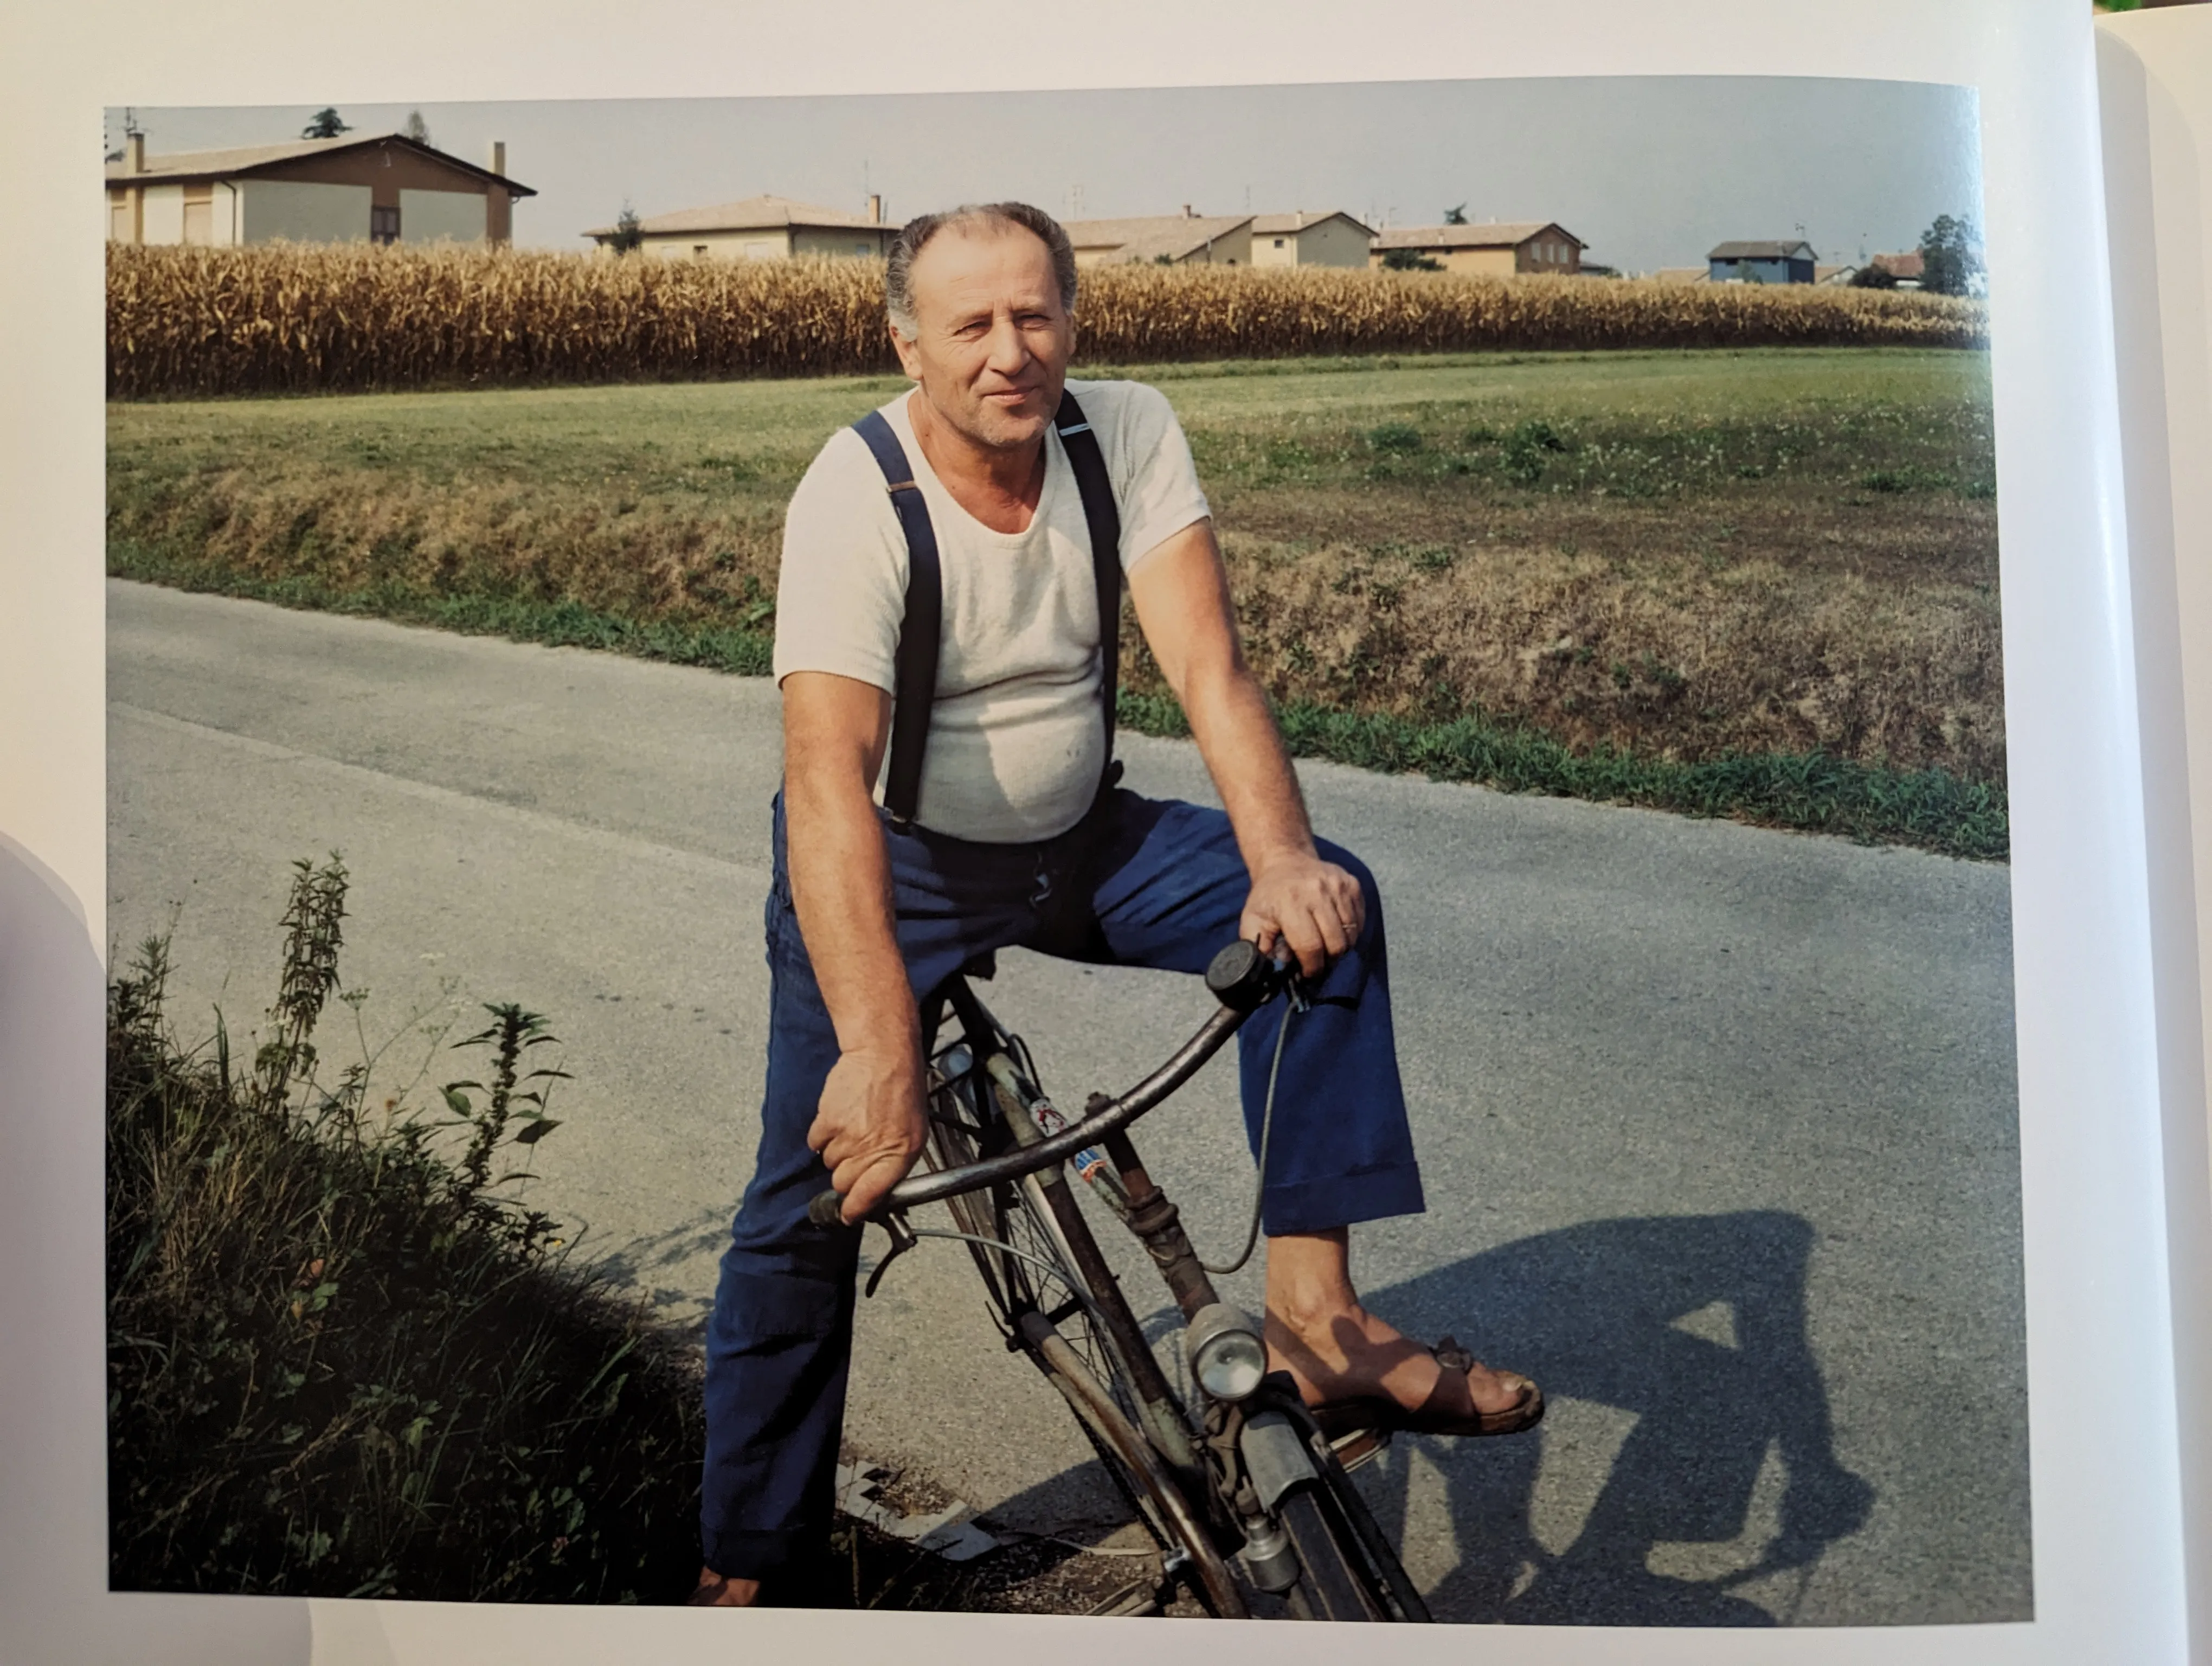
top-left (884, 202), bottom-right (1079, 340)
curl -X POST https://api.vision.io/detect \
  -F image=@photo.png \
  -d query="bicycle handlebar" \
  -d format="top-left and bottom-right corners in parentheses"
top-left (807, 939), bottom-right (1294, 1228)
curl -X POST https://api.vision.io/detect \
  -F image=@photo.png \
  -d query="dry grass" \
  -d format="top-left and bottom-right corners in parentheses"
top-left (108, 244), bottom-right (1986, 399)
top-left (107, 349), bottom-right (2001, 793)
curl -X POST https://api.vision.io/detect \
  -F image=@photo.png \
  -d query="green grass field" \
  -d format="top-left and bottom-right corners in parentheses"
top-left (108, 347), bottom-right (2004, 855)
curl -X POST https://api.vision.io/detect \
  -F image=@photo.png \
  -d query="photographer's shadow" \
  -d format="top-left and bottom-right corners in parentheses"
top-left (1354, 1210), bottom-right (1873, 1625)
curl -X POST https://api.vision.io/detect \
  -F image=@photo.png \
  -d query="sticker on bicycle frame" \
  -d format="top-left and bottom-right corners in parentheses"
top-left (1032, 1098), bottom-right (1068, 1136)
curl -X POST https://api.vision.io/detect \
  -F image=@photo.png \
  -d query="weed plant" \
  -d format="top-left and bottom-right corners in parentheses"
top-left (106, 857), bottom-right (705, 1600)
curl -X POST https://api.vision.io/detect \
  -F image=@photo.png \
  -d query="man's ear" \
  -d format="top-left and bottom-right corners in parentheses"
top-left (889, 324), bottom-right (923, 382)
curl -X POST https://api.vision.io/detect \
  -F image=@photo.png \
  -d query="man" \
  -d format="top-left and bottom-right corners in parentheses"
top-left (692, 202), bottom-right (1540, 1606)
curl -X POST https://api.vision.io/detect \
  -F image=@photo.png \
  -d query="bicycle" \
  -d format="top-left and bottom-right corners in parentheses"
top-left (808, 939), bottom-right (1433, 1622)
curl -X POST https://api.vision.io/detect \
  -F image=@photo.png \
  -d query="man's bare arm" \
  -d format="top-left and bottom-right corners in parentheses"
top-left (781, 670), bottom-right (926, 1221)
top-left (1126, 520), bottom-right (1365, 974)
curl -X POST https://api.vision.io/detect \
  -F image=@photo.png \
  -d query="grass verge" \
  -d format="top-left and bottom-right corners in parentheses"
top-left (1122, 691), bottom-right (2007, 861)
top-left (110, 539), bottom-right (774, 676)
top-left (107, 350), bottom-right (2006, 857)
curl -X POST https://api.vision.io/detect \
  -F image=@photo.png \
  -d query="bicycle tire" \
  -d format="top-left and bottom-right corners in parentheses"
top-left (1024, 1315), bottom-right (1248, 1618)
top-left (921, 1042), bottom-right (1231, 1610)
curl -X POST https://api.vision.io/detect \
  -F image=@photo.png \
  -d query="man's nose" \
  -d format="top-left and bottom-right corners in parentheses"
top-left (981, 315), bottom-right (1030, 374)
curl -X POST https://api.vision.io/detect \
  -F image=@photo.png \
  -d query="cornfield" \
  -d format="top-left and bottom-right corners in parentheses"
top-left (108, 244), bottom-right (1988, 400)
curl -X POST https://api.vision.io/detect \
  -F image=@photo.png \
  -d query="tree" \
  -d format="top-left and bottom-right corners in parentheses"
top-left (301, 107), bottom-right (351, 140)
top-left (1850, 261), bottom-right (1899, 290)
top-left (608, 204), bottom-right (645, 255)
top-left (1443, 203), bottom-right (1468, 226)
top-left (402, 110), bottom-right (432, 147)
top-left (1382, 247), bottom-right (1443, 272)
top-left (1918, 214), bottom-right (1983, 297)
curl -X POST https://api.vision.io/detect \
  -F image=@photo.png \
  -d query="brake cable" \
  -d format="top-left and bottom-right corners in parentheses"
top-left (1200, 979), bottom-right (1301, 1277)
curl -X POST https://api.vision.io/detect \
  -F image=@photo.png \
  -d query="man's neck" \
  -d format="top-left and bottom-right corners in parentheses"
top-left (906, 389), bottom-right (1046, 535)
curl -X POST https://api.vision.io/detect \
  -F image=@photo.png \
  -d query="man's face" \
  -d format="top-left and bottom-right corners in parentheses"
top-left (892, 221), bottom-right (1074, 453)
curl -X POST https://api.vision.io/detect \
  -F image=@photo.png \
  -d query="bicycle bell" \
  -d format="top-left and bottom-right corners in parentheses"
top-left (1186, 1302), bottom-right (1268, 1402)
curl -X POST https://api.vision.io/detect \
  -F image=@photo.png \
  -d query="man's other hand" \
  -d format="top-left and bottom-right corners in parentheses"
top-left (1241, 852), bottom-right (1366, 978)
top-left (807, 1046), bottom-right (928, 1223)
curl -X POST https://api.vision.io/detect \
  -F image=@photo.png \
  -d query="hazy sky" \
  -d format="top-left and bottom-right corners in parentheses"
top-left (112, 76), bottom-right (1982, 275)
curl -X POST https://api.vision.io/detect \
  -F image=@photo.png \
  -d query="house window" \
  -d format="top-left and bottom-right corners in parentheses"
top-left (743, 240), bottom-right (775, 260)
top-left (110, 194), bottom-right (130, 243)
top-left (370, 204), bottom-right (400, 245)
top-left (695, 245), bottom-right (710, 258)
top-left (854, 242), bottom-right (870, 255)
top-left (1274, 237), bottom-right (1285, 248)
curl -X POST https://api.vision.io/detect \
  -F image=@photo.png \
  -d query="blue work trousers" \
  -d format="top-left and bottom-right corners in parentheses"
top-left (699, 787), bottom-right (1425, 1579)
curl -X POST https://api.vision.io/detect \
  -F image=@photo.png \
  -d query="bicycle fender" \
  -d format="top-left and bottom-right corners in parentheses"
top-left (1240, 1409), bottom-right (1318, 1513)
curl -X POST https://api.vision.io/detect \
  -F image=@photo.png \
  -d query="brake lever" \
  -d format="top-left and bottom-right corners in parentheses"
top-left (863, 1212), bottom-right (918, 1298)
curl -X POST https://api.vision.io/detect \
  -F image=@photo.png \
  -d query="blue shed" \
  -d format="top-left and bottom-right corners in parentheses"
top-left (1707, 240), bottom-right (1817, 284)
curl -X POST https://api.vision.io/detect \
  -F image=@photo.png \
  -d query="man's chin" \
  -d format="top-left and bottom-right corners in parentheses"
top-left (969, 402), bottom-right (1053, 451)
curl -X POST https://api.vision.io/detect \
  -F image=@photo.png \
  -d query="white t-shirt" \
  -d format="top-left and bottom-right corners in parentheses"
top-left (773, 377), bottom-right (1211, 842)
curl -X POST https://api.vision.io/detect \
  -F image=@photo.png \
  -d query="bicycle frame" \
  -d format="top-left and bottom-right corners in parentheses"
top-left (845, 951), bottom-right (1433, 1622)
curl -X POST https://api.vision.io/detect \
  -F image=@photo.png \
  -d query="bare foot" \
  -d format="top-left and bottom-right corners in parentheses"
top-left (1264, 1300), bottom-right (1531, 1418)
top-left (687, 1567), bottom-right (762, 1607)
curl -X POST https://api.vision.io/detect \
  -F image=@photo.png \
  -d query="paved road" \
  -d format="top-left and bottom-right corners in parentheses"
top-left (107, 580), bottom-right (2029, 1626)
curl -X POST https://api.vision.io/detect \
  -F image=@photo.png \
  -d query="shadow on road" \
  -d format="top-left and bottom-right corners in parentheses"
top-left (1355, 1210), bottom-right (1874, 1625)
top-left (986, 1209), bottom-right (1873, 1625)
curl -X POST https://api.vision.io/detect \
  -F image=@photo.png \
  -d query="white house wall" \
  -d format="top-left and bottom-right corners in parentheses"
top-left (209, 183), bottom-right (242, 246)
top-left (1298, 218), bottom-right (1370, 267)
top-left (791, 226), bottom-right (886, 259)
top-left (1188, 229), bottom-right (1252, 265)
top-left (139, 184), bottom-right (184, 246)
top-left (240, 180), bottom-right (371, 244)
top-left (1255, 219), bottom-right (1370, 268)
top-left (398, 189), bottom-right (487, 245)
top-left (645, 232), bottom-right (792, 260)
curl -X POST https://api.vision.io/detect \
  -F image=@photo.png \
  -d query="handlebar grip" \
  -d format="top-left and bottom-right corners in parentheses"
top-left (807, 1189), bottom-right (850, 1228)
top-left (1206, 939), bottom-right (1285, 1013)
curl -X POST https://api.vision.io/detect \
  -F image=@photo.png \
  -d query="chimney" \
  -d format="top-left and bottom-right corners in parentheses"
top-left (867, 193), bottom-right (883, 225)
top-left (486, 141), bottom-right (511, 247)
top-left (127, 132), bottom-right (145, 175)
top-left (1183, 203), bottom-right (1194, 218)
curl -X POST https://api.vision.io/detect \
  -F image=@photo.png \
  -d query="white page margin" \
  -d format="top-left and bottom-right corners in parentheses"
top-left (0, 1), bottom-right (2181, 1661)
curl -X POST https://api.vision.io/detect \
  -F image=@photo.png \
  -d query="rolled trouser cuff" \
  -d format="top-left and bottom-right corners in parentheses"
top-left (1262, 1161), bottom-right (1427, 1236)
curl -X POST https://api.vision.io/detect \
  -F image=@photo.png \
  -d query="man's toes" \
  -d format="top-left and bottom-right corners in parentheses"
top-left (1462, 1363), bottom-right (1534, 1415)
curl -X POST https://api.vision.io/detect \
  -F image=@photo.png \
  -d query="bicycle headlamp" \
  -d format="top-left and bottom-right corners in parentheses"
top-left (1186, 1303), bottom-right (1268, 1402)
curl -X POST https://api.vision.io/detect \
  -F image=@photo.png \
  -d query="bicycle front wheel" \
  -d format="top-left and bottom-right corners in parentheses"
top-left (921, 1040), bottom-right (1237, 1613)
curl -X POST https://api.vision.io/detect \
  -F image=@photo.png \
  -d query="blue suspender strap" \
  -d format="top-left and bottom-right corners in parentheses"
top-left (1053, 389), bottom-right (1125, 797)
top-left (851, 408), bottom-right (940, 827)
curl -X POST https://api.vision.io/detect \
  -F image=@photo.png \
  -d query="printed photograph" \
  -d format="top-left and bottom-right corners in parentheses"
top-left (102, 75), bottom-right (2021, 1626)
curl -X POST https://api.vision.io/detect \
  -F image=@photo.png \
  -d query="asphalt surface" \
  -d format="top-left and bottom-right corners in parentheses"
top-left (106, 579), bottom-right (2030, 1626)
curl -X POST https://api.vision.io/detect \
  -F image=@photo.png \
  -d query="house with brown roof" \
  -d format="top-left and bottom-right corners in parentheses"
top-left (105, 132), bottom-right (531, 247)
top-left (1063, 210), bottom-right (1253, 267)
top-left (1369, 221), bottom-right (1586, 277)
top-left (583, 195), bottom-right (895, 261)
top-left (1868, 249), bottom-right (1926, 287)
top-left (1250, 211), bottom-right (1374, 268)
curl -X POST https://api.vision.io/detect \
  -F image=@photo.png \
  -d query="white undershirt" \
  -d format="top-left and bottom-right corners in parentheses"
top-left (773, 378), bottom-right (1211, 842)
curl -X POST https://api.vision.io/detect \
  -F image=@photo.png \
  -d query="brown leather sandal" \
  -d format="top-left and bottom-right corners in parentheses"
top-left (1307, 1335), bottom-right (1545, 1449)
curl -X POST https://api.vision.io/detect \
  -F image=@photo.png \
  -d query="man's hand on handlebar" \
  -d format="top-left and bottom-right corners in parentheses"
top-left (1240, 850), bottom-right (1365, 979)
top-left (806, 1044), bottom-right (928, 1226)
